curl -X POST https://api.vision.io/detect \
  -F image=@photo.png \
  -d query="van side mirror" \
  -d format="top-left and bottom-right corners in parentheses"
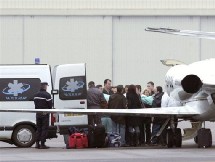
top-left (52, 90), bottom-right (59, 94)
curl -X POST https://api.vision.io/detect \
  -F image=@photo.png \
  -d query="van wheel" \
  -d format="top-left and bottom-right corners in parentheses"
top-left (12, 125), bottom-right (36, 148)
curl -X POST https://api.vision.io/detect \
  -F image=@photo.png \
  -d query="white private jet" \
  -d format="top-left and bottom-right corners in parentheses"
top-left (1, 28), bottom-right (215, 148)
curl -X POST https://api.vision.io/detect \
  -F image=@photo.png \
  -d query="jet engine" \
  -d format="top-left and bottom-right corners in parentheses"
top-left (181, 74), bottom-right (203, 93)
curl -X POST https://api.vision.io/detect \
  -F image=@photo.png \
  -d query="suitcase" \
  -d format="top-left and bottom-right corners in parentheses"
top-left (68, 133), bottom-right (88, 149)
top-left (197, 128), bottom-right (212, 148)
top-left (107, 133), bottom-right (121, 147)
top-left (88, 125), bottom-right (106, 148)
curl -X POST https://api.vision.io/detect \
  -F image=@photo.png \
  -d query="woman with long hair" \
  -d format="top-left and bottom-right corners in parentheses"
top-left (126, 85), bottom-right (142, 146)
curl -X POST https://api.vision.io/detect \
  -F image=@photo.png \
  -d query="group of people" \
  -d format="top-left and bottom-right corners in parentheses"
top-left (33, 79), bottom-right (180, 149)
top-left (87, 79), bottom-right (179, 147)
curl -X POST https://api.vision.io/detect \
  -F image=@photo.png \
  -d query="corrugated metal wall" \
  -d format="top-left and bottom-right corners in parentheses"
top-left (201, 17), bottom-right (215, 60)
top-left (24, 16), bottom-right (113, 83)
top-left (0, 16), bottom-right (215, 87)
top-left (112, 16), bottom-right (200, 86)
top-left (0, 16), bottom-right (23, 63)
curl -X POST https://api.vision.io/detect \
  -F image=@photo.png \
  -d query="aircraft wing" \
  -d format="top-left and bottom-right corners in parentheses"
top-left (0, 105), bottom-right (200, 118)
top-left (145, 27), bottom-right (215, 40)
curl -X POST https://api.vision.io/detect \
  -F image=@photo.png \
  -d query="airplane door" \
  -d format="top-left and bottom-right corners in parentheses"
top-left (53, 64), bottom-right (88, 126)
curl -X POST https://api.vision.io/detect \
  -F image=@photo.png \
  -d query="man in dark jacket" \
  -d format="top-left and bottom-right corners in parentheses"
top-left (151, 86), bottom-right (164, 145)
top-left (103, 79), bottom-right (113, 95)
top-left (34, 82), bottom-right (52, 149)
top-left (108, 85), bottom-right (127, 146)
top-left (87, 81), bottom-right (107, 125)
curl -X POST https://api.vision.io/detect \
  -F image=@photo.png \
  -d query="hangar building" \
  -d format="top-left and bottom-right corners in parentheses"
top-left (0, 0), bottom-right (215, 87)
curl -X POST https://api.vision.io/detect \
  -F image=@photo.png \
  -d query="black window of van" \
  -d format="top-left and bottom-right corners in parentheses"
top-left (59, 76), bottom-right (87, 100)
top-left (0, 78), bottom-right (41, 101)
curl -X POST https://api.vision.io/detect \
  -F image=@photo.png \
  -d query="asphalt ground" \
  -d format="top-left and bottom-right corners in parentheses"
top-left (0, 121), bottom-right (215, 162)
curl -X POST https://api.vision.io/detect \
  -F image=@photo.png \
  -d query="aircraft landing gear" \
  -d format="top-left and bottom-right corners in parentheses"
top-left (166, 128), bottom-right (182, 148)
top-left (197, 128), bottom-right (212, 148)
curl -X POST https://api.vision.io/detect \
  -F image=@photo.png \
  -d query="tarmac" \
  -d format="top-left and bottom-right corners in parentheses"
top-left (0, 121), bottom-right (215, 162)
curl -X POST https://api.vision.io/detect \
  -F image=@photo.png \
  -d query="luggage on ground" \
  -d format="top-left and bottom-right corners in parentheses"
top-left (197, 128), bottom-right (212, 148)
top-left (68, 132), bottom-right (88, 149)
top-left (107, 133), bottom-right (121, 147)
top-left (88, 124), bottom-right (106, 148)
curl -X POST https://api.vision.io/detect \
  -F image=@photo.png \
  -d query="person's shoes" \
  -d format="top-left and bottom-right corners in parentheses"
top-left (146, 140), bottom-right (151, 144)
top-left (35, 142), bottom-right (40, 149)
top-left (140, 143), bottom-right (146, 147)
top-left (121, 144), bottom-right (129, 147)
top-left (151, 143), bottom-right (158, 146)
top-left (40, 145), bottom-right (50, 149)
top-left (160, 143), bottom-right (167, 147)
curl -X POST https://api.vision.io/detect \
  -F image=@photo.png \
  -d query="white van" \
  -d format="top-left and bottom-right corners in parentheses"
top-left (0, 64), bottom-right (88, 147)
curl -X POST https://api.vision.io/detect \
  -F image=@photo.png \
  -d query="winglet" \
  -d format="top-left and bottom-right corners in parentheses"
top-left (160, 59), bottom-right (185, 67)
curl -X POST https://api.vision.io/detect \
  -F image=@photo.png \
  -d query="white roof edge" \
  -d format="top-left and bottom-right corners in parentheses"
top-left (1, 9), bottom-right (215, 16)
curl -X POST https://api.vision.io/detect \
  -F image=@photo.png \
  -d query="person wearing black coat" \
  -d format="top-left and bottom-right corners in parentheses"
top-left (34, 82), bottom-right (52, 149)
top-left (108, 85), bottom-right (127, 146)
top-left (151, 86), bottom-right (164, 145)
top-left (126, 85), bottom-right (142, 146)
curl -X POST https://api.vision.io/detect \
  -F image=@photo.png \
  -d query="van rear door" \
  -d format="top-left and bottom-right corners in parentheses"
top-left (53, 64), bottom-right (88, 128)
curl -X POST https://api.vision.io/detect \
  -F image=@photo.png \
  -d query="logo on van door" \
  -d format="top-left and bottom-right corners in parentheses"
top-left (2, 80), bottom-right (30, 96)
top-left (62, 78), bottom-right (84, 92)
top-left (0, 78), bottom-right (41, 101)
top-left (59, 76), bottom-right (87, 100)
